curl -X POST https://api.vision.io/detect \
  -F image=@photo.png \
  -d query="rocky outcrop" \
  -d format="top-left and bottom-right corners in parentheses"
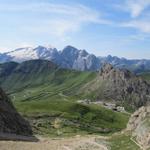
top-left (127, 106), bottom-right (150, 149)
top-left (0, 88), bottom-right (32, 135)
top-left (100, 64), bottom-right (150, 108)
top-left (82, 64), bottom-right (150, 108)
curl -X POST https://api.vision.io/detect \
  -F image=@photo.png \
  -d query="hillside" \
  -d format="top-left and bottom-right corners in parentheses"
top-left (0, 60), bottom-right (57, 91)
top-left (0, 60), bottom-right (95, 95)
top-left (0, 87), bottom-right (32, 136)
top-left (127, 106), bottom-right (150, 149)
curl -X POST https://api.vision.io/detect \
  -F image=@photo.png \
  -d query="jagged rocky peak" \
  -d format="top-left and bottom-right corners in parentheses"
top-left (0, 88), bottom-right (32, 135)
top-left (34, 45), bottom-right (57, 52)
top-left (100, 63), bottom-right (134, 80)
top-left (79, 49), bottom-right (88, 57)
top-left (63, 45), bottom-right (78, 51)
top-left (93, 63), bottom-right (150, 108)
top-left (61, 45), bottom-right (79, 57)
top-left (127, 106), bottom-right (150, 149)
top-left (100, 63), bottom-right (113, 74)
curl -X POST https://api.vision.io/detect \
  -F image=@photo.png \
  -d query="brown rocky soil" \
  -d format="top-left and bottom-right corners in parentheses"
top-left (127, 106), bottom-right (150, 150)
top-left (0, 135), bottom-right (108, 150)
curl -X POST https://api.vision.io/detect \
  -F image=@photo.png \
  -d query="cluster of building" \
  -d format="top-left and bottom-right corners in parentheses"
top-left (77, 99), bottom-right (125, 113)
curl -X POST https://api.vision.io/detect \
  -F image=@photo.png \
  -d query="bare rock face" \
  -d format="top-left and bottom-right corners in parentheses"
top-left (82, 63), bottom-right (150, 109)
top-left (0, 88), bottom-right (32, 135)
top-left (99, 63), bottom-right (150, 108)
top-left (127, 106), bottom-right (150, 149)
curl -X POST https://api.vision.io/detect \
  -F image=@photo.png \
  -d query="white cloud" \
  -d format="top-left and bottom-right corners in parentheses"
top-left (0, 2), bottom-right (111, 39)
top-left (0, 2), bottom-right (113, 51)
top-left (114, 0), bottom-right (150, 34)
top-left (124, 0), bottom-right (150, 18)
top-left (0, 47), bottom-right (9, 53)
top-left (122, 19), bottom-right (150, 33)
top-left (0, 3), bottom-right (98, 18)
top-left (0, 43), bottom-right (35, 53)
top-left (17, 42), bottom-right (35, 48)
top-left (22, 19), bottom-right (80, 38)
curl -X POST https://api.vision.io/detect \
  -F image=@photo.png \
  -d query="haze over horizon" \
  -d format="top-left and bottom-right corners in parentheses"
top-left (0, 0), bottom-right (150, 59)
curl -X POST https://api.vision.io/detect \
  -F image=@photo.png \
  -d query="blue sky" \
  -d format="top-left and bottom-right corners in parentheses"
top-left (0, 0), bottom-right (150, 58)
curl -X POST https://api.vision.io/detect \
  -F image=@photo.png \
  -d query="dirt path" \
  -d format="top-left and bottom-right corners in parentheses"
top-left (0, 135), bottom-right (108, 150)
top-left (59, 93), bottom-right (68, 101)
top-left (130, 137), bottom-right (144, 150)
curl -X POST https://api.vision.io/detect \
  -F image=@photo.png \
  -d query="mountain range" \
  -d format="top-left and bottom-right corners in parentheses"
top-left (1, 45), bottom-right (150, 73)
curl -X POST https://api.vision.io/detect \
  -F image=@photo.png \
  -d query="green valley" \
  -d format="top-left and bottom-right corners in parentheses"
top-left (0, 60), bottom-right (130, 137)
top-left (0, 59), bottom-right (149, 150)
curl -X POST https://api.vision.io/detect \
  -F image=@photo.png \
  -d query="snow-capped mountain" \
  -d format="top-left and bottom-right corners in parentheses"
top-left (0, 45), bottom-right (150, 73)
top-left (1, 45), bottom-right (100, 71)
top-left (5, 46), bottom-right (59, 62)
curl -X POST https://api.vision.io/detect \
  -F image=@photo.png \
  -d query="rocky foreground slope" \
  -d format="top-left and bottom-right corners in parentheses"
top-left (0, 88), bottom-right (32, 136)
top-left (127, 106), bottom-right (150, 149)
top-left (0, 136), bottom-right (108, 150)
top-left (82, 63), bottom-right (150, 109)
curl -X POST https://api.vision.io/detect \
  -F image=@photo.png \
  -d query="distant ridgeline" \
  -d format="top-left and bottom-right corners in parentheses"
top-left (0, 45), bottom-right (150, 73)
top-left (0, 60), bottom-right (149, 110)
